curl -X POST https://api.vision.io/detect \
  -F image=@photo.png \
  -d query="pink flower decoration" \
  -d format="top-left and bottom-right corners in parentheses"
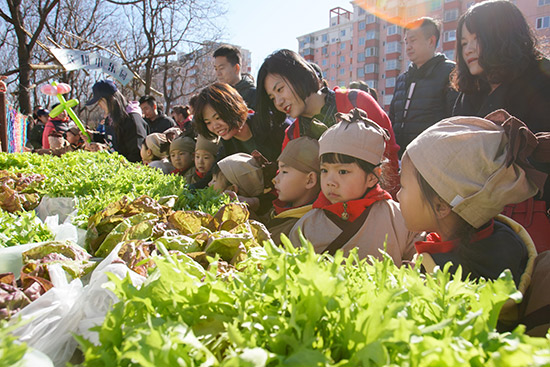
top-left (56, 83), bottom-right (71, 94)
top-left (40, 84), bottom-right (58, 96)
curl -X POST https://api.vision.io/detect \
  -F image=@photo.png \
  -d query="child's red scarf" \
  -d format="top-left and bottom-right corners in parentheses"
top-left (312, 184), bottom-right (391, 222)
top-left (414, 219), bottom-right (495, 254)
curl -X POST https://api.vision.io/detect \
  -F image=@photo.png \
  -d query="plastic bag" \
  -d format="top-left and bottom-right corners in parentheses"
top-left (11, 264), bottom-right (84, 367)
top-left (44, 214), bottom-right (86, 247)
top-left (10, 243), bottom-right (146, 366)
top-left (35, 196), bottom-right (75, 224)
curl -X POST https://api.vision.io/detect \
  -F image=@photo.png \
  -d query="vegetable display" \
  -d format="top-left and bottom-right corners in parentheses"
top-left (0, 151), bottom-right (229, 225)
top-left (77, 240), bottom-right (550, 366)
top-left (0, 210), bottom-right (53, 248)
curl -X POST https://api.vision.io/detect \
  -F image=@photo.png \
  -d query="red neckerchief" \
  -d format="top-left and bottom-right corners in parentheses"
top-left (195, 169), bottom-right (206, 179)
top-left (171, 168), bottom-right (183, 175)
top-left (312, 184), bottom-right (391, 222)
top-left (415, 219), bottom-right (495, 254)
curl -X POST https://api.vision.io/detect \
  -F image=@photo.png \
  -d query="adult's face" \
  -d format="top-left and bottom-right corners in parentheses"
top-left (461, 24), bottom-right (483, 76)
top-left (214, 56), bottom-right (240, 85)
top-left (264, 73), bottom-right (306, 119)
top-left (140, 102), bottom-right (157, 120)
top-left (202, 103), bottom-right (237, 140)
top-left (405, 28), bottom-right (436, 68)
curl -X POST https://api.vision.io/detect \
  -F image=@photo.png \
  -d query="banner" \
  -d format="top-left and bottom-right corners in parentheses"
top-left (50, 48), bottom-right (133, 86)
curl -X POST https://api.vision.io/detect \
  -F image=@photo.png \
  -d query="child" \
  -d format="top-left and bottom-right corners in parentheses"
top-left (141, 133), bottom-right (175, 174)
top-left (169, 136), bottom-right (195, 178)
top-left (397, 111), bottom-right (543, 287)
top-left (289, 109), bottom-right (417, 266)
top-left (188, 135), bottom-right (219, 187)
top-left (209, 153), bottom-right (265, 213)
top-left (268, 137), bottom-right (321, 244)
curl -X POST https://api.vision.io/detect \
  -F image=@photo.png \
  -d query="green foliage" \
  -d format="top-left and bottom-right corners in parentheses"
top-left (0, 320), bottom-right (28, 367)
top-left (0, 151), bottom-right (229, 225)
top-left (0, 210), bottom-right (54, 248)
top-left (77, 239), bottom-right (550, 366)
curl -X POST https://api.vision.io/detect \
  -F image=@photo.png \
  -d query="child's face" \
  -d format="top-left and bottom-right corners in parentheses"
top-left (320, 162), bottom-right (373, 204)
top-left (209, 172), bottom-right (230, 193)
top-left (195, 150), bottom-right (215, 174)
top-left (273, 162), bottom-right (311, 205)
top-left (170, 149), bottom-right (193, 171)
top-left (140, 144), bottom-right (153, 163)
top-left (397, 156), bottom-right (438, 232)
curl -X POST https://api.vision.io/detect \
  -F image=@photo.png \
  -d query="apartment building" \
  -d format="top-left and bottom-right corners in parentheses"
top-left (297, 0), bottom-right (550, 111)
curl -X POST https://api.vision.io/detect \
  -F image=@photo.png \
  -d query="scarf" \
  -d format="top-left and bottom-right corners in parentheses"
top-left (312, 184), bottom-right (391, 222)
top-left (414, 219), bottom-right (495, 254)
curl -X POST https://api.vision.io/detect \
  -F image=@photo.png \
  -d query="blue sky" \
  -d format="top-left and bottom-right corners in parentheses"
top-left (224, 0), bottom-right (355, 76)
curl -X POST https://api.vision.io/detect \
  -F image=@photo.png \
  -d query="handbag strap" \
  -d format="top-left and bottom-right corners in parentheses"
top-left (323, 206), bottom-right (372, 256)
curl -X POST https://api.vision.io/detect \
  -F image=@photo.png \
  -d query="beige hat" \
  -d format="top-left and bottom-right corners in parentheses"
top-left (319, 108), bottom-right (389, 165)
top-left (195, 134), bottom-right (220, 157)
top-left (170, 136), bottom-right (195, 154)
top-left (278, 137), bottom-right (320, 173)
top-left (406, 111), bottom-right (543, 228)
top-left (218, 153), bottom-right (264, 197)
top-left (146, 133), bottom-right (169, 158)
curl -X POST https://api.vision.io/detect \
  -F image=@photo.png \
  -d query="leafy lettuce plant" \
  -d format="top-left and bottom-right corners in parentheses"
top-left (76, 236), bottom-right (550, 366)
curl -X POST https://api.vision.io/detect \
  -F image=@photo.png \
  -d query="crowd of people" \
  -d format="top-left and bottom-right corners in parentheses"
top-left (15, 0), bottom-right (550, 322)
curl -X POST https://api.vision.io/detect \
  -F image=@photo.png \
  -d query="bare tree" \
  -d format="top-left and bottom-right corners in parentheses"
top-left (111, 0), bottom-right (225, 104)
top-left (0, 0), bottom-right (60, 114)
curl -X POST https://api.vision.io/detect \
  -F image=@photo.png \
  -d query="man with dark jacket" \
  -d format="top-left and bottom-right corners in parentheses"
top-left (389, 17), bottom-right (458, 157)
top-left (139, 95), bottom-right (176, 134)
top-left (213, 45), bottom-right (257, 110)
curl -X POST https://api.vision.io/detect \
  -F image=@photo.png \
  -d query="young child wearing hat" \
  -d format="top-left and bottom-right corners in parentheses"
top-left (209, 153), bottom-right (266, 215)
top-left (398, 110), bottom-right (546, 288)
top-left (141, 132), bottom-right (175, 174)
top-left (188, 135), bottom-right (220, 186)
top-left (267, 137), bottom-right (321, 244)
top-left (169, 136), bottom-right (195, 178)
top-left (289, 108), bottom-right (417, 265)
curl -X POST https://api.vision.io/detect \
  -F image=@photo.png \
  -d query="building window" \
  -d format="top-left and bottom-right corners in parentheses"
top-left (443, 30), bottom-right (456, 43)
top-left (537, 16), bottom-right (550, 29)
top-left (366, 80), bottom-right (378, 89)
top-left (357, 53), bottom-right (365, 62)
top-left (341, 43), bottom-right (346, 50)
top-left (332, 51), bottom-right (336, 56)
top-left (340, 56), bottom-right (345, 63)
top-left (359, 7), bottom-right (366, 15)
top-left (359, 21), bottom-right (366, 30)
top-left (430, 0), bottom-right (442, 11)
top-left (444, 9), bottom-right (459, 22)
top-left (357, 68), bottom-right (365, 78)
top-left (322, 59), bottom-right (327, 66)
top-left (445, 0), bottom-right (455, 2)
top-left (365, 46), bottom-right (378, 57)
top-left (322, 46), bottom-right (328, 54)
top-left (365, 63), bottom-right (378, 74)
top-left (331, 64), bottom-right (335, 68)
top-left (322, 34), bottom-right (328, 42)
top-left (366, 30), bottom-right (378, 40)
top-left (539, 0), bottom-right (550, 5)
top-left (366, 14), bottom-right (376, 24)
top-left (386, 77), bottom-right (396, 88)
top-left (386, 59), bottom-right (401, 70)
top-left (384, 94), bottom-right (393, 106)
top-left (387, 25), bottom-right (399, 36)
top-left (385, 41), bottom-right (401, 54)
top-left (358, 37), bottom-right (365, 46)
top-left (443, 49), bottom-right (455, 61)
top-left (339, 68), bottom-right (345, 75)
top-left (341, 29), bottom-right (346, 37)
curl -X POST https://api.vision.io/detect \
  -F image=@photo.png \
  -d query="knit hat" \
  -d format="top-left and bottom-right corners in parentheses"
top-left (319, 108), bottom-right (389, 165)
top-left (405, 110), bottom-right (546, 228)
top-left (170, 136), bottom-right (195, 154)
top-left (196, 134), bottom-right (220, 157)
top-left (145, 133), bottom-right (170, 158)
top-left (278, 136), bottom-right (320, 173)
top-left (217, 153), bottom-right (264, 197)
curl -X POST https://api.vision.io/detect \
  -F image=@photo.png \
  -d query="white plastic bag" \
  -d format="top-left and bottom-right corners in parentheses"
top-left (35, 196), bottom-right (75, 224)
top-left (43, 214), bottom-right (86, 247)
top-left (10, 243), bottom-right (146, 367)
